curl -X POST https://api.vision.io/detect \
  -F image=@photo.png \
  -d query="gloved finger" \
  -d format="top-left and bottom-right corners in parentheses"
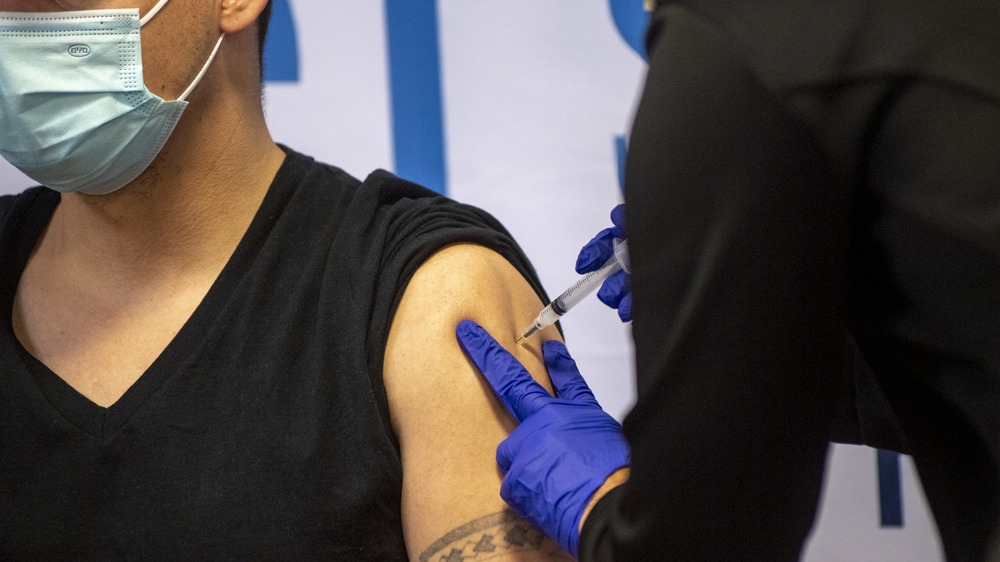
top-left (456, 320), bottom-right (554, 422)
top-left (495, 429), bottom-right (522, 474)
top-left (618, 292), bottom-right (632, 323)
top-left (495, 415), bottom-right (544, 473)
top-left (597, 270), bottom-right (630, 309)
top-left (498, 465), bottom-right (520, 511)
top-left (575, 227), bottom-right (617, 274)
top-left (610, 203), bottom-right (626, 233)
top-left (542, 340), bottom-right (600, 407)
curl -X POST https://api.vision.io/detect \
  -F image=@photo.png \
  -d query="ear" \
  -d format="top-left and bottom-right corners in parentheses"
top-left (219, 0), bottom-right (270, 34)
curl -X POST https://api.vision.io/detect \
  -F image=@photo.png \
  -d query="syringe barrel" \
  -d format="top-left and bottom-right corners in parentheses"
top-left (534, 304), bottom-right (563, 329)
top-left (520, 304), bottom-right (563, 340)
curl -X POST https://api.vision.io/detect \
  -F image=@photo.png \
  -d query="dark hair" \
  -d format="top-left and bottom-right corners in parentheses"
top-left (257, 0), bottom-right (273, 73)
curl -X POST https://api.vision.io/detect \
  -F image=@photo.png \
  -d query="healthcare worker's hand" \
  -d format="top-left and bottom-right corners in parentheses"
top-left (456, 320), bottom-right (630, 558)
top-left (576, 204), bottom-right (632, 321)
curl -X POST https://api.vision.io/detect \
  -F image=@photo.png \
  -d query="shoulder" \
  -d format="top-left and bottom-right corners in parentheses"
top-left (275, 147), bottom-right (363, 203)
top-left (0, 187), bottom-right (53, 230)
top-left (346, 172), bottom-right (547, 318)
top-left (0, 194), bottom-right (14, 223)
top-left (356, 170), bottom-right (493, 231)
top-left (383, 242), bottom-right (557, 427)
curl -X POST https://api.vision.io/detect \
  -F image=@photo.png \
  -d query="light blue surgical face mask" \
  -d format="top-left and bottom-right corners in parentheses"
top-left (0, 0), bottom-right (224, 195)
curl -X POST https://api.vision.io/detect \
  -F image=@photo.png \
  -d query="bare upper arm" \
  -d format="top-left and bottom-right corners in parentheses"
top-left (383, 243), bottom-right (571, 561)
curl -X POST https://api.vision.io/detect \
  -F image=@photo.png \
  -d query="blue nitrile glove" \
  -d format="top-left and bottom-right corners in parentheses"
top-left (456, 320), bottom-right (630, 558)
top-left (576, 204), bottom-right (632, 322)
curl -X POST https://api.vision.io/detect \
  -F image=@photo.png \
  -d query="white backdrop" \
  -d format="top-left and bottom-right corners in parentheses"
top-left (0, 1), bottom-right (943, 559)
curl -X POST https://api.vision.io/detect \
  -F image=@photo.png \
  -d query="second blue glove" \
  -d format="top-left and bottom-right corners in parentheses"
top-left (576, 204), bottom-right (632, 322)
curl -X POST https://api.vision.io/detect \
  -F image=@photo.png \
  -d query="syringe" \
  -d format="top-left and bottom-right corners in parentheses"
top-left (516, 238), bottom-right (630, 342)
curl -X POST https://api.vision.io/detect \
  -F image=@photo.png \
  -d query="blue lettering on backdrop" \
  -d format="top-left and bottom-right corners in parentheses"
top-left (384, 0), bottom-right (448, 195)
top-left (878, 449), bottom-right (904, 526)
top-left (262, 0), bottom-right (447, 194)
top-left (262, 0), bottom-right (300, 83)
top-left (609, 0), bottom-right (649, 62)
top-left (615, 136), bottom-right (628, 194)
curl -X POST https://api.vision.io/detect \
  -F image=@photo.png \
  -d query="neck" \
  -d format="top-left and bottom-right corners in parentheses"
top-left (44, 74), bottom-right (285, 287)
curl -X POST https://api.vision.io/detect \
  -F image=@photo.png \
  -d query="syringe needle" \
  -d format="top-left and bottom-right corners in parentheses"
top-left (516, 239), bottom-right (629, 342)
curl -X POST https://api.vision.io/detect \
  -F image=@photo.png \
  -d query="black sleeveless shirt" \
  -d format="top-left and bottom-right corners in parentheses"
top-left (0, 149), bottom-right (546, 560)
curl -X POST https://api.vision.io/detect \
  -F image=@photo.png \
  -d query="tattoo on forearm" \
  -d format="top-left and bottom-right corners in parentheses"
top-left (419, 511), bottom-right (572, 561)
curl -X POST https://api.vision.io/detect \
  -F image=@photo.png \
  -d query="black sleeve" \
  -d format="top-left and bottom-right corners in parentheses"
top-left (847, 75), bottom-right (1000, 559)
top-left (359, 169), bottom-right (549, 347)
top-left (580, 6), bottom-right (850, 560)
top-left (582, 1), bottom-right (1000, 559)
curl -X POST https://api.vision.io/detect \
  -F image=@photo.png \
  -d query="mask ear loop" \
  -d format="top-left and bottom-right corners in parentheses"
top-left (177, 33), bottom-right (225, 102)
top-left (139, 0), bottom-right (172, 26)
top-left (137, 0), bottom-right (224, 102)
